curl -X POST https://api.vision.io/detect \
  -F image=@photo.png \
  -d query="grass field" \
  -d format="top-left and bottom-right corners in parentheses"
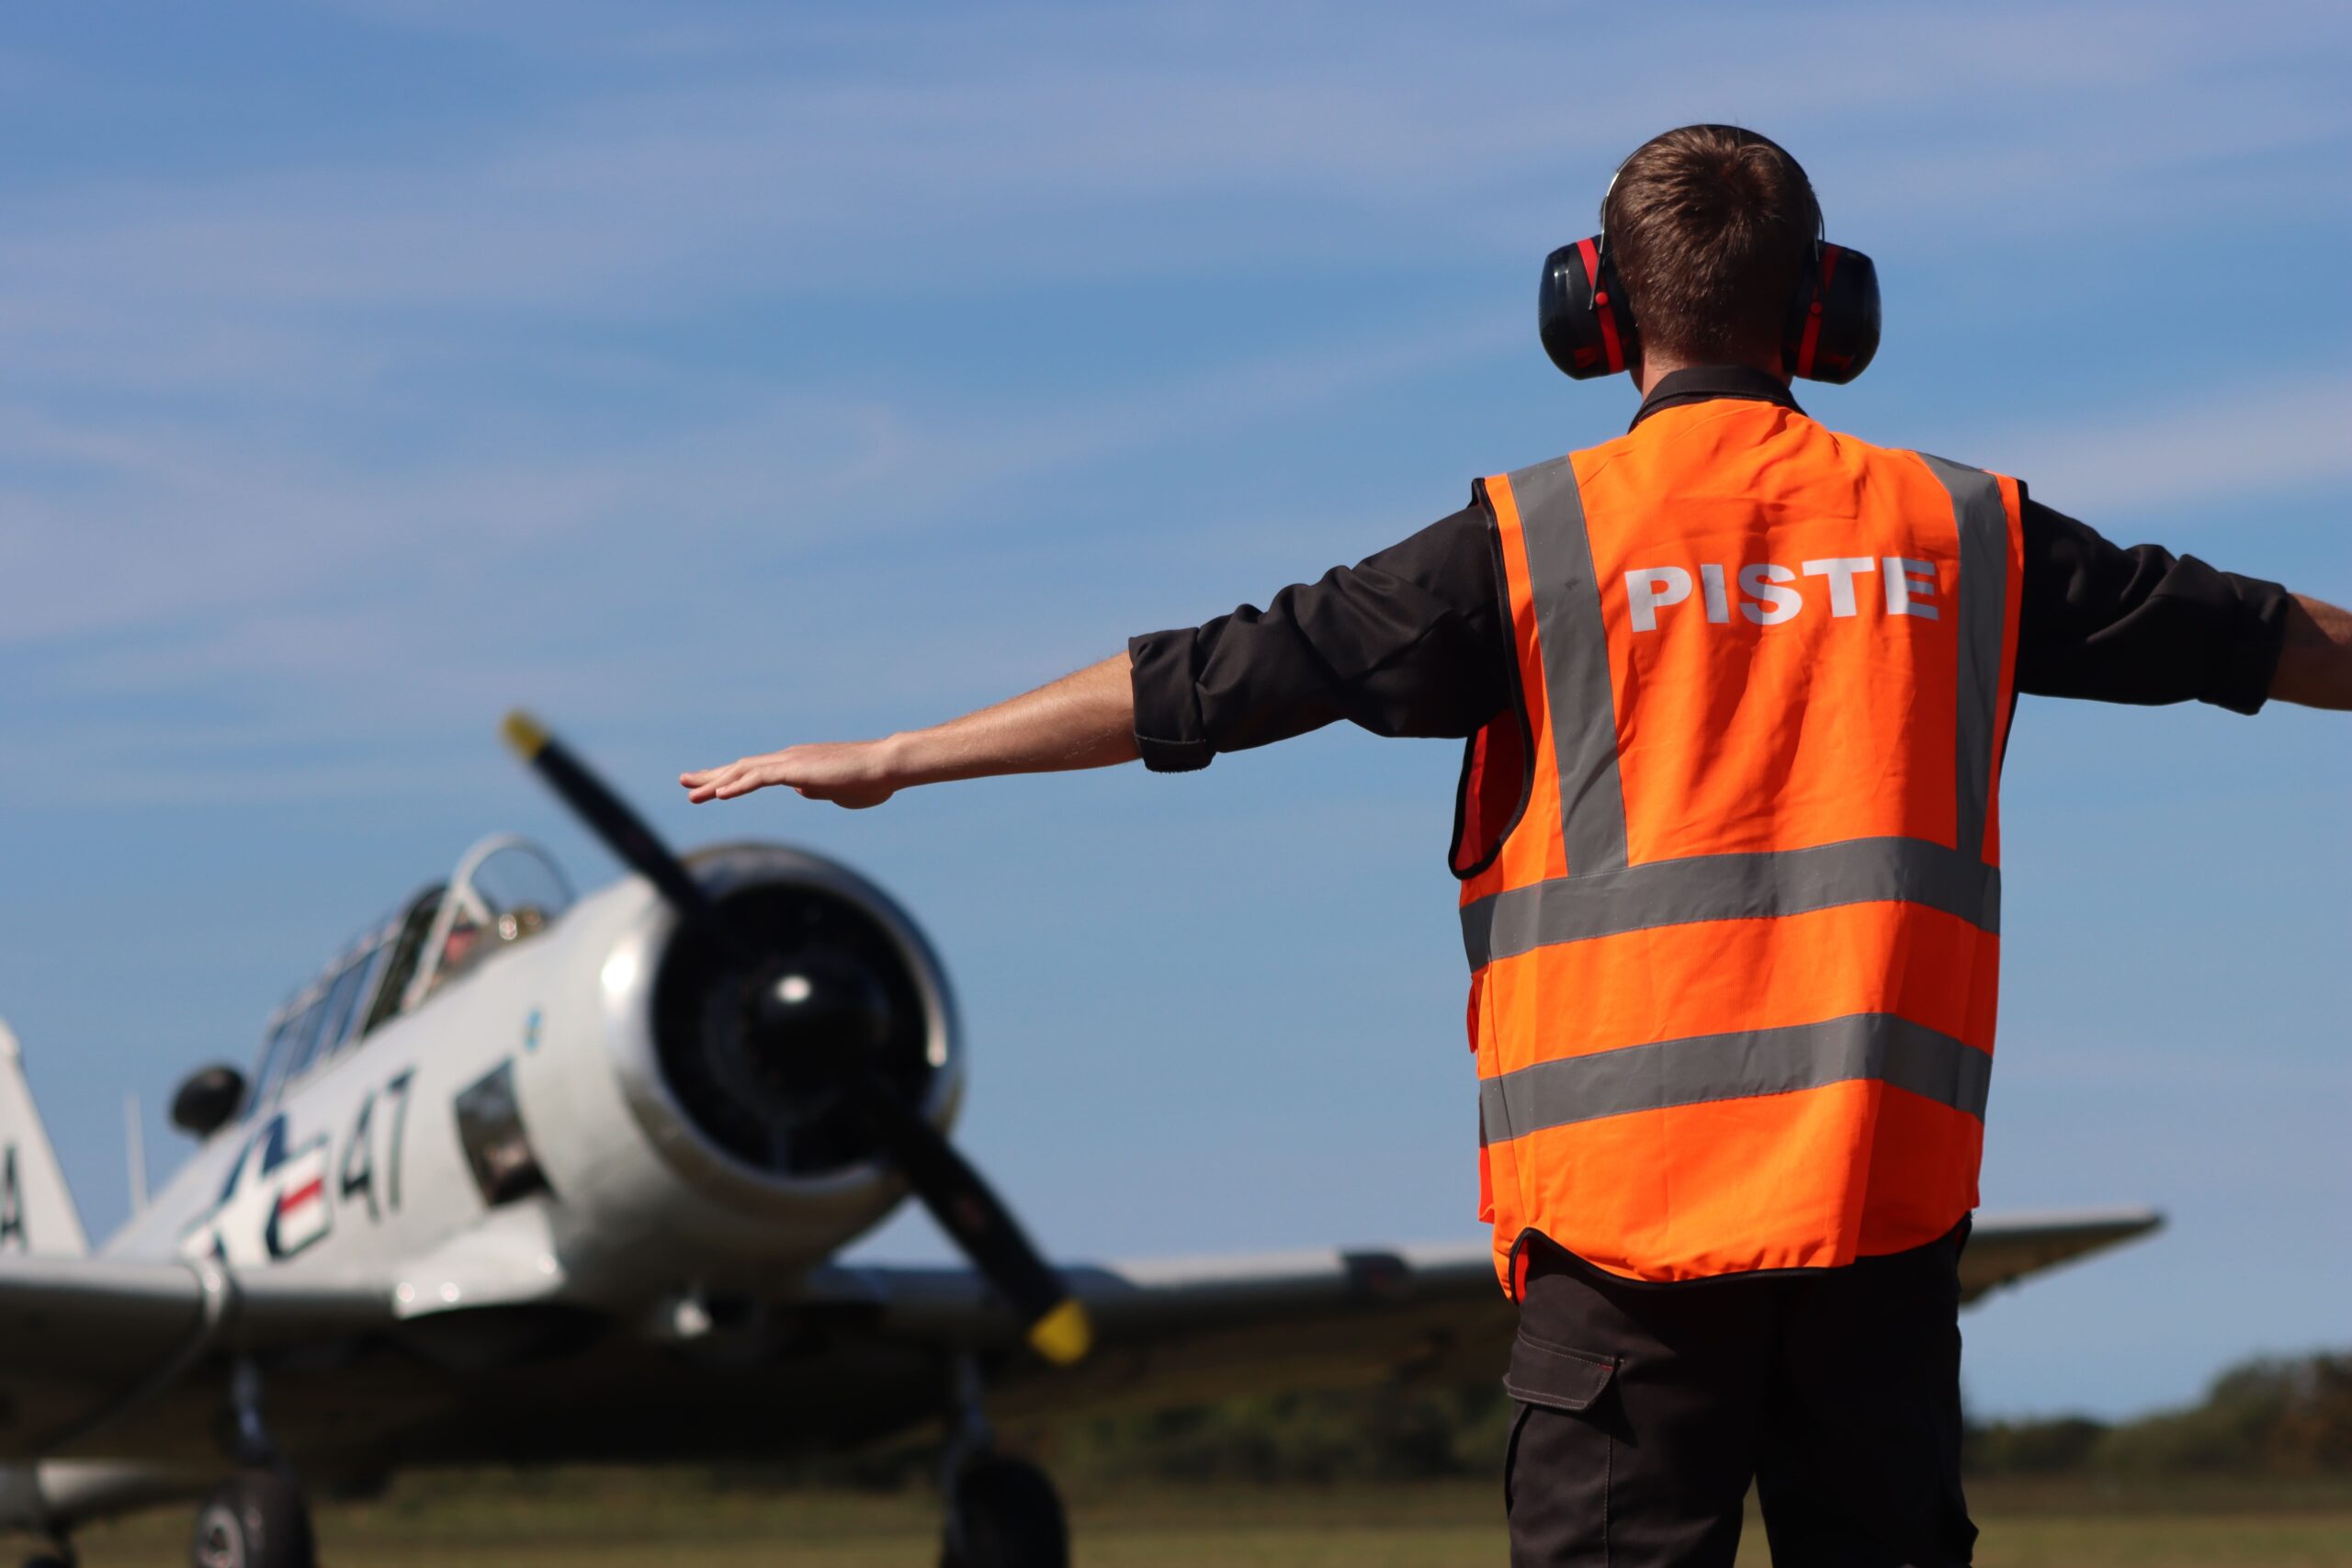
top-left (61, 1473), bottom-right (2352, 1566)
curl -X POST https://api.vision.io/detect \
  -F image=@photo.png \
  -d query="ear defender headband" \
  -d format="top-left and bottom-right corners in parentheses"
top-left (1538, 141), bottom-right (1882, 384)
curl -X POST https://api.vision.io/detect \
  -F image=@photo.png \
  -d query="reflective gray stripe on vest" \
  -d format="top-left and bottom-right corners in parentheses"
top-left (1477, 1013), bottom-right (1993, 1143)
top-left (1915, 454), bottom-right (2009, 862)
top-left (1506, 456), bottom-right (1628, 876)
top-left (1462, 836), bottom-right (2000, 970)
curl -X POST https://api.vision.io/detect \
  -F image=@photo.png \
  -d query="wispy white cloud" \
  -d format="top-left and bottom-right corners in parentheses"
top-left (2, 0), bottom-right (2347, 813)
top-left (1973, 374), bottom-right (2352, 521)
top-left (0, 306), bottom-right (1503, 639)
top-left (4, 1), bottom-right (2345, 333)
top-left (0, 302), bottom-right (1509, 805)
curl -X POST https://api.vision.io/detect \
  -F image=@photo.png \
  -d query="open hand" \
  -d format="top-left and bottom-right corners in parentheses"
top-left (679, 739), bottom-right (905, 808)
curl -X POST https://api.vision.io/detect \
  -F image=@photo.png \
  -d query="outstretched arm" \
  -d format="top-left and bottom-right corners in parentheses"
top-left (2272, 594), bottom-right (2352, 709)
top-left (679, 652), bottom-right (1138, 808)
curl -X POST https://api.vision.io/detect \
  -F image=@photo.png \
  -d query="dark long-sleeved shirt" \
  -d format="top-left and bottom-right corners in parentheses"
top-left (1130, 367), bottom-right (2290, 774)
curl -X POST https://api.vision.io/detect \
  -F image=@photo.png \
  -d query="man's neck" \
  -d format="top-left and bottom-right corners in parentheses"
top-left (1635, 353), bottom-right (1790, 400)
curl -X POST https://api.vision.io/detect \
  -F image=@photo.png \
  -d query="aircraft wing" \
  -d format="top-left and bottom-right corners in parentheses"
top-left (0, 1254), bottom-right (388, 1460)
top-left (809, 1208), bottom-right (2164, 1420)
top-left (1953, 1207), bottom-right (2164, 1301)
top-left (813, 1242), bottom-right (1516, 1418)
top-left (0, 1209), bottom-right (2159, 1471)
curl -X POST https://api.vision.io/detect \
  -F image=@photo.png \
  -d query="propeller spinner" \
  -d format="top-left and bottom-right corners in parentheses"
top-left (501, 711), bottom-right (1092, 1366)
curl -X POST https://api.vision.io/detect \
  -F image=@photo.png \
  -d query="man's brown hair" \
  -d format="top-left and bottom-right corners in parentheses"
top-left (1601, 125), bottom-right (1821, 367)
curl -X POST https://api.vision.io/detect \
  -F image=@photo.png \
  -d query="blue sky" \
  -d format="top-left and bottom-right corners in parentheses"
top-left (0, 1), bottom-right (2346, 1420)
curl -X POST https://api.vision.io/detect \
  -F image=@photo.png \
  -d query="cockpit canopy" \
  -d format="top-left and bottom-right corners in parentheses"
top-left (243, 836), bottom-right (572, 1117)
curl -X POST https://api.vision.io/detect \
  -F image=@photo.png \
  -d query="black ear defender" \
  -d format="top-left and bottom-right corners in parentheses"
top-left (1537, 170), bottom-right (1883, 383)
top-left (1780, 242), bottom-right (1879, 384)
top-left (1539, 236), bottom-right (1640, 379)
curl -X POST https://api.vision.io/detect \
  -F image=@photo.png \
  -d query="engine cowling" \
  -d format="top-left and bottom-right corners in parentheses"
top-left (593, 842), bottom-right (963, 1259)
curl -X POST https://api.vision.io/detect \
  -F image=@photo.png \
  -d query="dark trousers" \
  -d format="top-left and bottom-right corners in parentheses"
top-left (1503, 1222), bottom-right (1976, 1568)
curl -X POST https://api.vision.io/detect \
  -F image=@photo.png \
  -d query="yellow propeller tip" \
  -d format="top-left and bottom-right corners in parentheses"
top-left (501, 710), bottom-right (550, 760)
top-left (1026, 1298), bottom-right (1093, 1366)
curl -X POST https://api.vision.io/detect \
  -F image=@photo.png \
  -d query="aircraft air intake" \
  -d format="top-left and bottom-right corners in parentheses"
top-left (650, 879), bottom-right (941, 1177)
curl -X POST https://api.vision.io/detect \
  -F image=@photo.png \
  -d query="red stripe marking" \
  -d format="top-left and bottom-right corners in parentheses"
top-left (1794, 243), bottom-right (1839, 377)
top-left (278, 1176), bottom-right (325, 1213)
top-left (1579, 239), bottom-right (1625, 373)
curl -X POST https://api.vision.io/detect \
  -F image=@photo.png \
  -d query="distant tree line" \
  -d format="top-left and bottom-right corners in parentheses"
top-left (1038, 1382), bottom-right (1516, 1485)
top-left (708, 1348), bottom-right (2352, 1491)
top-left (1035, 1349), bottom-right (2352, 1485)
top-left (1965, 1352), bottom-right (2352, 1478)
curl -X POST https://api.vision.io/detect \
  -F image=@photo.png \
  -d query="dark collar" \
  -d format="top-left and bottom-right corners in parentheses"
top-left (1631, 365), bottom-right (1804, 430)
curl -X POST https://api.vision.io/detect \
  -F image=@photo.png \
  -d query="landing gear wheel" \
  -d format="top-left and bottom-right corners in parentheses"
top-left (189, 1470), bottom-right (315, 1568)
top-left (941, 1455), bottom-right (1068, 1568)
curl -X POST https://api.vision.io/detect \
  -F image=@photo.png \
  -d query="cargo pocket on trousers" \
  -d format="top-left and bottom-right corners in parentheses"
top-left (1505, 1332), bottom-right (1617, 1413)
top-left (1502, 1332), bottom-right (1618, 1529)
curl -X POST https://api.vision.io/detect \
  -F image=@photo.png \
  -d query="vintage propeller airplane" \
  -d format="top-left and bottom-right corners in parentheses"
top-left (0, 716), bottom-right (2161, 1568)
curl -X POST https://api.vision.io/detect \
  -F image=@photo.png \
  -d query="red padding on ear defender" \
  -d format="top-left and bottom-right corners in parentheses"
top-left (1578, 238), bottom-right (1626, 375)
top-left (1793, 243), bottom-right (1840, 379)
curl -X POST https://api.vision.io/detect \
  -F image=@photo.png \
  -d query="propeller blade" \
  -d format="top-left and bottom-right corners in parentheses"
top-left (498, 710), bottom-right (1091, 1364)
top-left (854, 1083), bottom-right (1093, 1365)
top-left (501, 712), bottom-right (743, 958)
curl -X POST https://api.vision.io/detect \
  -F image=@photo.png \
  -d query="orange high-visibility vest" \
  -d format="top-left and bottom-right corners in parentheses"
top-left (1454, 398), bottom-right (2024, 1293)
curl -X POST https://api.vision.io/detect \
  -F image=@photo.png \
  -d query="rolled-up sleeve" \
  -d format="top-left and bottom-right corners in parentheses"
top-left (1128, 506), bottom-right (1512, 773)
top-left (1126, 627), bottom-right (1217, 772)
top-left (2016, 495), bottom-right (2290, 713)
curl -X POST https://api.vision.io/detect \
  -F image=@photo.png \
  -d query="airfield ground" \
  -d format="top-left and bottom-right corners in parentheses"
top-left (58, 1473), bottom-right (2352, 1566)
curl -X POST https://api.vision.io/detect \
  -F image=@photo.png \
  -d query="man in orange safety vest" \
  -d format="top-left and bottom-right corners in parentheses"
top-left (683, 125), bottom-right (2351, 1567)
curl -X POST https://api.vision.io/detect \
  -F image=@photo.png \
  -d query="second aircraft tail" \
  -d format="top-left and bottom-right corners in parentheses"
top-left (0, 1020), bottom-right (88, 1257)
